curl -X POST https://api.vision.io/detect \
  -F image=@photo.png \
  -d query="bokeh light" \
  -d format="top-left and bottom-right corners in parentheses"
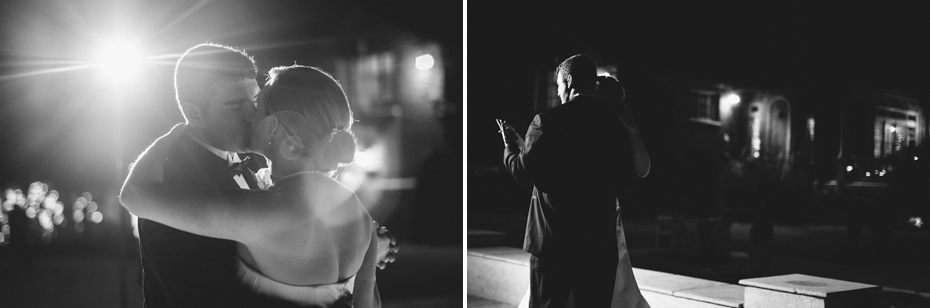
top-left (42, 195), bottom-right (56, 209)
top-left (53, 201), bottom-right (64, 215)
top-left (415, 54), bottom-right (434, 70)
top-left (53, 213), bottom-right (64, 226)
top-left (910, 217), bottom-right (923, 228)
top-left (74, 197), bottom-right (87, 211)
top-left (1, 183), bottom-right (101, 245)
top-left (14, 190), bottom-right (24, 208)
top-left (90, 211), bottom-right (103, 224)
top-left (354, 149), bottom-right (383, 171)
top-left (73, 210), bottom-right (84, 223)
top-left (81, 192), bottom-right (93, 203)
top-left (38, 210), bottom-right (52, 230)
top-left (86, 201), bottom-right (98, 213)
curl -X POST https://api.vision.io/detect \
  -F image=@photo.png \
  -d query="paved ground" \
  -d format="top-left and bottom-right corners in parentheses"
top-left (0, 243), bottom-right (462, 308)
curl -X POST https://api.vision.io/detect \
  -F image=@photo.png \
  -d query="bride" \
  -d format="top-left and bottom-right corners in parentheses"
top-left (121, 65), bottom-right (379, 307)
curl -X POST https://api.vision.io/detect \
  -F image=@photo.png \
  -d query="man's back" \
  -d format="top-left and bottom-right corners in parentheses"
top-left (506, 95), bottom-right (633, 262)
top-left (531, 95), bottom-right (632, 197)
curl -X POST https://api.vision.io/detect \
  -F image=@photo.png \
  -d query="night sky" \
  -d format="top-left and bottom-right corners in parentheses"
top-left (468, 1), bottom-right (930, 166)
top-left (0, 0), bottom-right (461, 195)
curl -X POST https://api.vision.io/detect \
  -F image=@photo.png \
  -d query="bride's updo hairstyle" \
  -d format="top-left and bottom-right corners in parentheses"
top-left (261, 65), bottom-right (356, 171)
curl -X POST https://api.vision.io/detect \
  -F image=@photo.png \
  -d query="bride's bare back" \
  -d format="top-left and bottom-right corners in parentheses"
top-left (238, 173), bottom-right (373, 286)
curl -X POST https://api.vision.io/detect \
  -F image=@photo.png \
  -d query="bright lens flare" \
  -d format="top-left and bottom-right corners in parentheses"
top-left (95, 39), bottom-right (143, 82)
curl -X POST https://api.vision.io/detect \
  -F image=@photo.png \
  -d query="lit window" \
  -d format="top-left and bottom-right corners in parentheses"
top-left (689, 90), bottom-right (720, 123)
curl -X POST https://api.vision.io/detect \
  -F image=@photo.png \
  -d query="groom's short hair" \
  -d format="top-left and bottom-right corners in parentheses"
top-left (174, 42), bottom-right (258, 122)
top-left (556, 54), bottom-right (597, 92)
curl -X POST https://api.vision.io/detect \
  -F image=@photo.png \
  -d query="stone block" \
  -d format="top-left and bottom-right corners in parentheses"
top-left (467, 247), bottom-right (531, 306)
top-left (632, 267), bottom-right (675, 280)
top-left (740, 274), bottom-right (880, 308)
top-left (676, 284), bottom-right (745, 307)
top-left (639, 274), bottom-right (728, 295)
top-left (469, 246), bottom-right (531, 266)
top-left (642, 290), bottom-right (731, 308)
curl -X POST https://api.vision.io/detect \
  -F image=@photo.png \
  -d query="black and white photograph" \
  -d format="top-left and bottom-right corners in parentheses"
top-left (468, 2), bottom-right (930, 308)
top-left (0, 1), bottom-right (461, 307)
top-left (6, 1), bottom-right (930, 308)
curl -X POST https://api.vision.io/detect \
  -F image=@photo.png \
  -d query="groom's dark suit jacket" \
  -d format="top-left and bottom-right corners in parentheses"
top-left (138, 133), bottom-right (298, 308)
top-left (505, 95), bottom-right (638, 264)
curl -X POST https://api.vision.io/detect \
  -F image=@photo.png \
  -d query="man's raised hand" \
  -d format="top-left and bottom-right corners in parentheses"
top-left (497, 119), bottom-right (524, 150)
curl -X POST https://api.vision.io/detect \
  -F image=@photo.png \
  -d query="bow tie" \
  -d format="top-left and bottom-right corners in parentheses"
top-left (227, 156), bottom-right (251, 177)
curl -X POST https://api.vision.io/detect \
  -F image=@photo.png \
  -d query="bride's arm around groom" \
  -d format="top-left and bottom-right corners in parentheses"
top-left (120, 123), bottom-right (380, 307)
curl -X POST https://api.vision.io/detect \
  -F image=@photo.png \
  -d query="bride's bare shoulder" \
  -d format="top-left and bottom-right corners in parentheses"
top-left (299, 174), bottom-right (361, 210)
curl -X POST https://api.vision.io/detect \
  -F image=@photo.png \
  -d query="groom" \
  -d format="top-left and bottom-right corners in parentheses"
top-left (499, 54), bottom-right (637, 307)
top-left (131, 43), bottom-right (395, 307)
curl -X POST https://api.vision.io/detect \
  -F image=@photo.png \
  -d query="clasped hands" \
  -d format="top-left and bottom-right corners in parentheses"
top-left (375, 223), bottom-right (399, 270)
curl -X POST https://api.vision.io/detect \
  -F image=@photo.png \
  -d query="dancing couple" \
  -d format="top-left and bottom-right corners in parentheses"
top-left (498, 54), bottom-right (652, 308)
top-left (120, 43), bottom-right (398, 308)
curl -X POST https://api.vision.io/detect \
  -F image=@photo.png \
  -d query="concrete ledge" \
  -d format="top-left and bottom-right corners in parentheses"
top-left (637, 273), bottom-right (744, 307)
top-left (744, 287), bottom-right (827, 308)
top-left (468, 248), bottom-right (906, 308)
top-left (643, 291), bottom-right (738, 308)
top-left (740, 274), bottom-right (880, 308)
top-left (676, 284), bottom-right (745, 307)
top-left (468, 246), bottom-right (531, 266)
top-left (638, 274), bottom-right (729, 296)
top-left (467, 247), bottom-right (530, 305)
top-left (467, 247), bottom-right (745, 308)
top-left (632, 267), bottom-right (676, 280)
